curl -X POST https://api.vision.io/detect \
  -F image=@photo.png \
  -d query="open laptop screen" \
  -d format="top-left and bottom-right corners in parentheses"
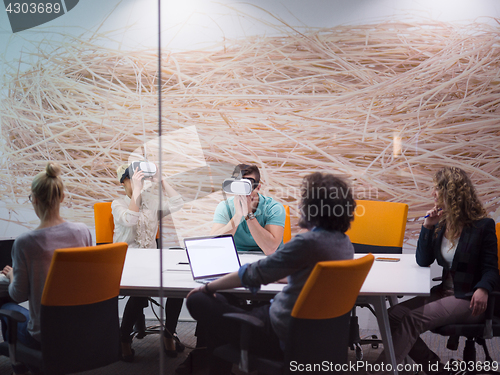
top-left (184, 234), bottom-right (241, 280)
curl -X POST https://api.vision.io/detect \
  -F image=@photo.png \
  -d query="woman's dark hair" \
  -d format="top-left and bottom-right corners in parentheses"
top-left (298, 172), bottom-right (355, 233)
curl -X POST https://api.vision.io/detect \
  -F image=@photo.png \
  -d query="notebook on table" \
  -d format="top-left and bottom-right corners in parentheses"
top-left (183, 234), bottom-right (241, 284)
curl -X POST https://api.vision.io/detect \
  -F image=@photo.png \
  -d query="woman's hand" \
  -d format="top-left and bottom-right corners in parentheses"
top-left (470, 287), bottom-right (489, 316)
top-left (2, 266), bottom-right (13, 283)
top-left (131, 167), bottom-right (144, 193)
top-left (423, 206), bottom-right (442, 229)
top-left (1, 265), bottom-right (11, 275)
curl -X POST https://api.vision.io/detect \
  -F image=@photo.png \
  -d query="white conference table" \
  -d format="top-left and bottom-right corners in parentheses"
top-left (120, 248), bottom-right (430, 375)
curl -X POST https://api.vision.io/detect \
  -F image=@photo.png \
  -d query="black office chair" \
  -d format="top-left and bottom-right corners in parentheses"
top-left (345, 199), bottom-right (409, 360)
top-left (213, 254), bottom-right (375, 374)
top-left (431, 292), bottom-right (500, 369)
top-left (0, 242), bottom-right (128, 374)
top-left (430, 222), bottom-right (500, 373)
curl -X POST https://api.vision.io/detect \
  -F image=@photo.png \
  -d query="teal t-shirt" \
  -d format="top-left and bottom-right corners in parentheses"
top-left (213, 194), bottom-right (286, 252)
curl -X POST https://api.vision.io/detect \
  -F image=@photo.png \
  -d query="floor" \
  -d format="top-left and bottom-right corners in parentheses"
top-left (1, 320), bottom-right (498, 375)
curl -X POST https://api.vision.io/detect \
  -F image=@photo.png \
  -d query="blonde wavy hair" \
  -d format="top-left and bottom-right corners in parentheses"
top-left (433, 166), bottom-right (487, 242)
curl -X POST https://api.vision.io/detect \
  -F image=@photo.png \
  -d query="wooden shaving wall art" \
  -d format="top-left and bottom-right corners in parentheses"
top-left (1, 20), bottom-right (499, 243)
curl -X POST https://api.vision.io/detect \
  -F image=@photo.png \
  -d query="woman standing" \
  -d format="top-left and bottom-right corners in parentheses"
top-left (112, 163), bottom-right (185, 361)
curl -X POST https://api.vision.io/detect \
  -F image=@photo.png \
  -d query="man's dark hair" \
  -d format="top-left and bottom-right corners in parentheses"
top-left (298, 172), bottom-right (355, 233)
top-left (234, 164), bottom-right (261, 185)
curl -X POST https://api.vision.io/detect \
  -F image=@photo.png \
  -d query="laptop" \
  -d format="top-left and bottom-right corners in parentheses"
top-left (183, 234), bottom-right (241, 284)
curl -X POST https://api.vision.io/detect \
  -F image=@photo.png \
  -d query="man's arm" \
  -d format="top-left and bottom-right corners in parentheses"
top-left (210, 221), bottom-right (237, 236)
top-left (187, 271), bottom-right (241, 298)
top-left (246, 221), bottom-right (284, 255)
top-left (210, 220), bottom-right (284, 254)
top-left (211, 196), bottom-right (285, 254)
top-left (245, 196), bottom-right (285, 255)
top-left (210, 196), bottom-right (244, 236)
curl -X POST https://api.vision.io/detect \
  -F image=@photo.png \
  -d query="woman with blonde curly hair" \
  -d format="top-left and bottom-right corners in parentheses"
top-left (372, 166), bottom-right (499, 375)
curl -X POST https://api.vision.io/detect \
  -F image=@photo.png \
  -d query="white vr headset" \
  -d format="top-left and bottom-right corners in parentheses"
top-left (222, 168), bottom-right (255, 195)
top-left (130, 161), bottom-right (157, 178)
top-left (222, 177), bottom-right (253, 195)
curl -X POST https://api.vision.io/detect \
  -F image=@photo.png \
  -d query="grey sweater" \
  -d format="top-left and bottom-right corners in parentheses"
top-left (240, 228), bottom-right (354, 342)
top-left (9, 222), bottom-right (92, 341)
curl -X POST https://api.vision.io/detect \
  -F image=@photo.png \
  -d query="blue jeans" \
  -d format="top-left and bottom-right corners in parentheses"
top-left (0, 302), bottom-right (41, 350)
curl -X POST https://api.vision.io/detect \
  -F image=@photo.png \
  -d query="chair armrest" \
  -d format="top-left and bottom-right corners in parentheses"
top-left (485, 291), bottom-right (499, 316)
top-left (0, 308), bottom-right (26, 368)
top-left (0, 309), bottom-right (26, 344)
top-left (0, 309), bottom-right (27, 324)
top-left (222, 313), bottom-right (265, 329)
top-left (483, 291), bottom-right (499, 339)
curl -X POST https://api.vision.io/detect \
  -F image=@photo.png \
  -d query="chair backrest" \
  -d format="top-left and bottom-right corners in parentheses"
top-left (285, 254), bottom-right (374, 373)
top-left (292, 254), bottom-right (374, 319)
top-left (40, 243), bottom-right (128, 374)
top-left (345, 200), bottom-right (408, 254)
top-left (42, 242), bottom-right (128, 306)
top-left (94, 202), bottom-right (114, 245)
top-left (283, 205), bottom-right (291, 243)
top-left (94, 201), bottom-right (160, 246)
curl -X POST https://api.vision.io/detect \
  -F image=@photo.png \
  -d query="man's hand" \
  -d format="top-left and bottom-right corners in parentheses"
top-left (187, 285), bottom-right (207, 299)
top-left (187, 284), bottom-right (216, 299)
top-left (470, 287), bottom-right (488, 316)
top-left (234, 195), bottom-right (249, 217)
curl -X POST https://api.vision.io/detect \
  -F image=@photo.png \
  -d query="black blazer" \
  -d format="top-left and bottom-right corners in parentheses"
top-left (416, 217), bottom-right (499, 298)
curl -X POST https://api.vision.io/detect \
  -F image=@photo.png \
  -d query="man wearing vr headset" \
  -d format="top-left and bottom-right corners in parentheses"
top-left (112, 162), bottom-right (185, 362)
top-left (211, 164), bottom-right (286, 255)
top-left (176, 164), bottom-right (286, 374)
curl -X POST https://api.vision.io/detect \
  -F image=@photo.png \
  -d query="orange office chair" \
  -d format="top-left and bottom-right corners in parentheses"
top-left (431, 222), bottom-right (500, 368)
top-left (94, 202), bottom-right (159, 245)
top-left (94, 202), bottom-right (115, 245)
top-left (498, 222), bottom-right (500, 271)
top-left (283, 205), bottom-right (291, 244)
top-left (213, 254), bottom-right (375, 374)
top-left (345, 199), bottom-right (409, 360)
top-left (0, 243), bottom-right (128, 374)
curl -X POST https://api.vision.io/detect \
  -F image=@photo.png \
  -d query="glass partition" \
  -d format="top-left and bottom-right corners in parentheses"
top-left (1, 1), bottom-right (499, 373)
